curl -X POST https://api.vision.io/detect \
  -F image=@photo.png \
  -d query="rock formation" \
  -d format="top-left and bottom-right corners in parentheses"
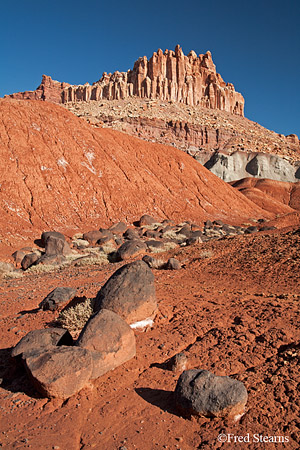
top-left (6, 46), bottom-right (244, 116)
top-left (196, 151), bottom-right (300, 183)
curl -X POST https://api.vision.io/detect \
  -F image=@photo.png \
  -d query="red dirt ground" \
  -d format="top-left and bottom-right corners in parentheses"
top-left (0, 228), bottom-right (299, 450)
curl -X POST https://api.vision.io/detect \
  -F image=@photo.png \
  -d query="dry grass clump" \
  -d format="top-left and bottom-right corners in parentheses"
top-left (72, 238), bottom-right (90, 248)
top-left (26, 263), bottom-right (66, 274)
top-left (2, 271), bottom-right (23, 280)
top-left (56, 298), bottom-right (94, 334)
top-left (149, 258), bottom-right (165, 269)
top-left (161, 230), bottom-right (186, 242)
top-left (73, 253), bottom-right (109, 267)
top-left (142, 222), bottom-right (162, 230)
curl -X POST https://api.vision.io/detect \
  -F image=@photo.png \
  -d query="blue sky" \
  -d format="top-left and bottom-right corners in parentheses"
top-left (1, 0), bottom-right (299, 136)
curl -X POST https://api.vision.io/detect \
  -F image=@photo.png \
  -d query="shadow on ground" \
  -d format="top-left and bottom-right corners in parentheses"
top-left (135, 387), bottom-right (180, 416)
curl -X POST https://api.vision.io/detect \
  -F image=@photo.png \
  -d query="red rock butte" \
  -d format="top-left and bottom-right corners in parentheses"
top-left (6, 45), bottom-right (244, 116)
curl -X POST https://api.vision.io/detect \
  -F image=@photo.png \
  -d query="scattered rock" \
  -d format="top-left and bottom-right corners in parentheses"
top-left (137, 214), bottom-right (158, 227)
top-left (21, 253), bottom-right (39, 270)
top-left (94, 260), bottom-right (157, 324)
top-left (123, 228), bottom-right (140, 240)
top-left (39, 287), bottom-right (77, 311)
top-left (116, 239), bottom-right (147, 260)
top-left (175, 369), bottom-right (248, 418)
top-left (167, 352), bottom-right (188, 372)
top-left (166, 258), bottom-right (181, 270)
top-left (45, 235), bottom-right (72, 256)
top-left (82, 230), bottom-right (104, 245)
top-left (41, 231), bottom-right (66, 246)
top-left (145, 240), bottom-right (165, 251)
top-left (24, 346), bottom-right (93, 399)
top-left (109, 221), bottom-right (127, 234)
top-left (11, 328), bottom-right (73, 358)
top-left (76, 309), bottom-right (136, 379)
top-left (142, 255), bottom-right (164, 269)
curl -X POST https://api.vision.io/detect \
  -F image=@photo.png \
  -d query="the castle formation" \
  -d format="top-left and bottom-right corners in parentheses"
top-left (6, 45), bottom-right (244, 116)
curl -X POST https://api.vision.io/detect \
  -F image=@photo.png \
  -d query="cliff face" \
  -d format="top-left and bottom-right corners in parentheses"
top-left (6, 45), bottom-right (244, 116)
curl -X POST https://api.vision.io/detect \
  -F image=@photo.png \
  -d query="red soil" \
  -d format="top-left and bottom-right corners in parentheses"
top-left (231, 178), bottom-right (300, 212)
top-left (0, 228), bottom-right (299, 449)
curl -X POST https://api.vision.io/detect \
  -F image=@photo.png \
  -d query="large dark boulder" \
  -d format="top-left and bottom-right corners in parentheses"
top-left (175, 369), bottom-right (248, 418)
top-left (94, 260), bottom-right (157, 324)
top-left (41, 231), bottom-right (65, 246)
top-left (24, 346), bottom-right (93, 399)
top-left (76, 309), bottom-right (136, 379)
top-left (11, 328), bottom-right (73, 359)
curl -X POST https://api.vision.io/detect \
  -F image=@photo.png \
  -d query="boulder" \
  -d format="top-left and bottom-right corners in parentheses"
top-left (45, 235), bottom-right (72, 256)
top-left (76, 309), bottom-right (136, 379)
top-left (109, 221), bottom-right (127, 234)
top-left (175, 369), bottom-right (248, 418)
top-left (142, 255), bottom-right (164, 269)
top-left (166, 258), bottom-right (181, 270)
top-left (21, 252), bottom-right (39, 270)
top-left (145, 240), bottom-right (165, 251)
top-left (12, 250), bottom-right (27, 266)
top-left (41, 231), bottom-right (65, 246)
top-left (94, 260), bottom-right (157, 324)
top-left (143, 230), bottom-right (160, 239)
top-left (82, 230), bottom-right (104, 245)
top-left (244, 226), bottom-right (258, 234)
top-left (24, 346), bottom-right (93, 399)
top-left (11, 328), bottom-right (73, 358)
top-left (116, 239), bottom-right (147, 260)
top-left (186, 237), bottom-right (202, 246)
top-left (137, 214), bottom-right (158, 227)
top-left (39, 287), bottom-right (77, 311)
top-left (177, 224), bottom-right (192, 237)
top-left (123, 228), bottom-right (140, 240)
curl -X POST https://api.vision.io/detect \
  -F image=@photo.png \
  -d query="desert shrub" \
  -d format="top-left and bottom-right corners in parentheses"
top-left (56, 298), bottom-right (94, 333)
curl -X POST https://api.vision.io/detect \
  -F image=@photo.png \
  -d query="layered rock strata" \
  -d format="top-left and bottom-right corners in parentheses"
top-left (5, 45), bottom-right (244, 115)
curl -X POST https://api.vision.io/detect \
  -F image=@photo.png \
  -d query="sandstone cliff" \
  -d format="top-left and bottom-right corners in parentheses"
top-left (5, 45), bottom-right (244, 116)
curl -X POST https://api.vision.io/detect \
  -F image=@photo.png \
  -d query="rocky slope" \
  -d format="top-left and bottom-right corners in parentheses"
top-left (6, 45), bottom-right (244, 115)
top-left (0, 99), bottom-right (272, 253)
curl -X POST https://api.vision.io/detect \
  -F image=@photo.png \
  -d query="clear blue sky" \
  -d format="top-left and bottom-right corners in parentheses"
top-left (1, 0), bottom-right (299, 136)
